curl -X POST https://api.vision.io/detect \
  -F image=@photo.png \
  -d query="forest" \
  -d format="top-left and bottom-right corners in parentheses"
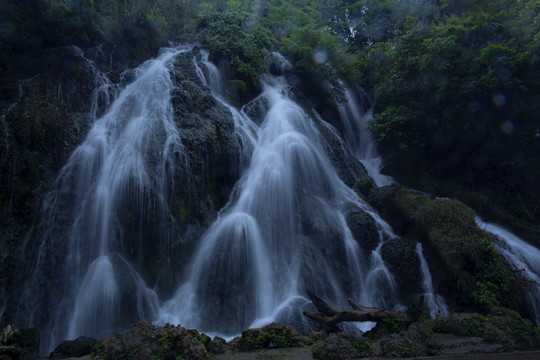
top-left (2, 0), bottom-right (539, 242)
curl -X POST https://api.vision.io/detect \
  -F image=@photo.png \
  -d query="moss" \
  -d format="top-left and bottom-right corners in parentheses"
top-left (187, 329), bottom-right (211, 349)
top-left (355, 178), bottom-right (373, 198)
top-left (428, 313), bottom-right (494, 340)
top-left (381, 316), bottom-right (408, 333)
top-left (237, 323), bottom-right (303, 351)
top-left (159, 335), bottom-right (172, 348)
top-left (312, 342), bottom-right (325, 357)
top-left (353, 340), bottom-right (372, 353)
top-left (384, 345), bottom-right (412, 357)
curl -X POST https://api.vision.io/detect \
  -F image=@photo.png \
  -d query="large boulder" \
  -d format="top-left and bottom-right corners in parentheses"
top-left (49, 336), bottom-right (99, 359)
top-left (381, 238), bottom-right (423, 300)
top-left (368, 185), bottom-right (528, 316)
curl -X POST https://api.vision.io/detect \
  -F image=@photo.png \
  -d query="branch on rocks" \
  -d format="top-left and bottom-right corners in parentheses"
top-left (303, 290), bottom-right (408, 331)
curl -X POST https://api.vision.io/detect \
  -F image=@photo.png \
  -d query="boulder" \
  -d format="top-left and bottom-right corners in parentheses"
top-left (381, 238), bottom-right (423, 299)
top-left (230, 322), bottom-right (309, 351)
top-left (368, 185), bottom-right (528, 315)
top-left (97, 322), bottom-right (209, 360)
top-left (49, 336), bottom-right (99, 359)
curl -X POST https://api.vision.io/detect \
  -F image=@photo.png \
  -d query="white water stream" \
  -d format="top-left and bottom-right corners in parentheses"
top-left (416, 243), bottom-right (449, 318)
top-left (476, 218), bottom-right (540, 324)
top-left (21, 46), bottom-right (194, 353)
top-left (338, 88), bottom-right (394, 187)
top-left (158, 67), bottom-right (401, 335)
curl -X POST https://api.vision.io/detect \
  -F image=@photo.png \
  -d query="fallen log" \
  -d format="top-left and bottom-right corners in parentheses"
top-left (303, 290), bottom-right (408, 331)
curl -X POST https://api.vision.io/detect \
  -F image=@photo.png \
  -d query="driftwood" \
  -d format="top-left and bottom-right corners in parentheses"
top-left (303, 290), bottom-right (408, 331)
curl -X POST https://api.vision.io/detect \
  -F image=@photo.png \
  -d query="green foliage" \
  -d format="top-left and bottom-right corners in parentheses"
top-left (384, 344), bottom-right (412, 358)
top-left (355, 178), bottom-right (373, 198)
top-left (195, 8), bottom-right (273, 87)
top-left (312, 342), bottom-right (325, 357)
top-left (357, 0), bottom-right (540, 230)
top-left (428, 314), bottom-right (493, 339)
top-left (353, 340), bottom-right (372, 353)
top-left (238, 325), bottom-right (301, 351)
top-left (159, 335), bottom-right (172, 348)
top-left (472, 237), bottom-right (519, 312)
top-left (380, 316), bottom-right (408, 333)
top-left (187, 329), bottom-right (211, 349)
top-left (280, 23), bottom-right (360, 104)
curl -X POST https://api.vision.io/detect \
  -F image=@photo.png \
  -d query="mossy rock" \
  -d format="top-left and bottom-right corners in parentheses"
top-left (312, 333), bottom-right (369, 360)
top-left (380, 238), bottom-right (423, 299)
top-left (232, 323), bottom-right (307, 351)
top-left (427, 310), bottom-right (540, 350)
top-left (345, 204), bottom-right (379, 252)
top-left (369, 186), bottom-right (528, 315)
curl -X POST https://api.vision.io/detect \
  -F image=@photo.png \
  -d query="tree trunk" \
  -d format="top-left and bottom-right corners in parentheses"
top-left (303, 290), bottom-right (408, 331)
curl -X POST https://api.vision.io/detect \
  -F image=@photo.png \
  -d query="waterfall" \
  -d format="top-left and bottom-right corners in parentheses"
top-left (476, 218), bottom-right (540, 324)
top-left (338, 88), bottom-right (394, 187)
top-left (159, 71), bottom-right (401, 336)
top-left (14, 46), bottom-right (408, 352)
top-left (415, 243), bottom-right (449, 318)
top-left (19, 45), bottom-right (194, 353)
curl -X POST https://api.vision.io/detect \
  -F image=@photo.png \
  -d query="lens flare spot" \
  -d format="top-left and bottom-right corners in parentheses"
top-left (313, 50), bottom-right (328, 64)
top-left (500, 121), bottom-right (516, 134)
top-left (492, 93), bottom-right (507, 107)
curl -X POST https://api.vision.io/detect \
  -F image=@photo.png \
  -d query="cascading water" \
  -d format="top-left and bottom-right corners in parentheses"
top-left (14, 46), bottom-right (410, 353)
top-left (476, 218), bottom-right (540, 324)
top-left (194, 50), bottom-right (257, 163)
top-left (415, 243), bottom-right (449, 318)
top-left (160, 70), bottom-right (402, 336)
top-left (338, 88), bottom-right (393, 187)
top-left (19, 45), bottom-right (195, 353)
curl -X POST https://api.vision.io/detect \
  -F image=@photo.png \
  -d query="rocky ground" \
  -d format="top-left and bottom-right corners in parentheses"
top-left (2, 307), bottom-right (540, 360)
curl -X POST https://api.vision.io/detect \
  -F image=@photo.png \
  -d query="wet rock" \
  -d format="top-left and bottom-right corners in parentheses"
top-left (49, 336), bottom-right (99, 359)
top-left (242, 95), bottom-right (271, 126)
top-left (344, 204), bottom-right (379, 252)
top-left (381, 238), bottom-right (423, 299)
